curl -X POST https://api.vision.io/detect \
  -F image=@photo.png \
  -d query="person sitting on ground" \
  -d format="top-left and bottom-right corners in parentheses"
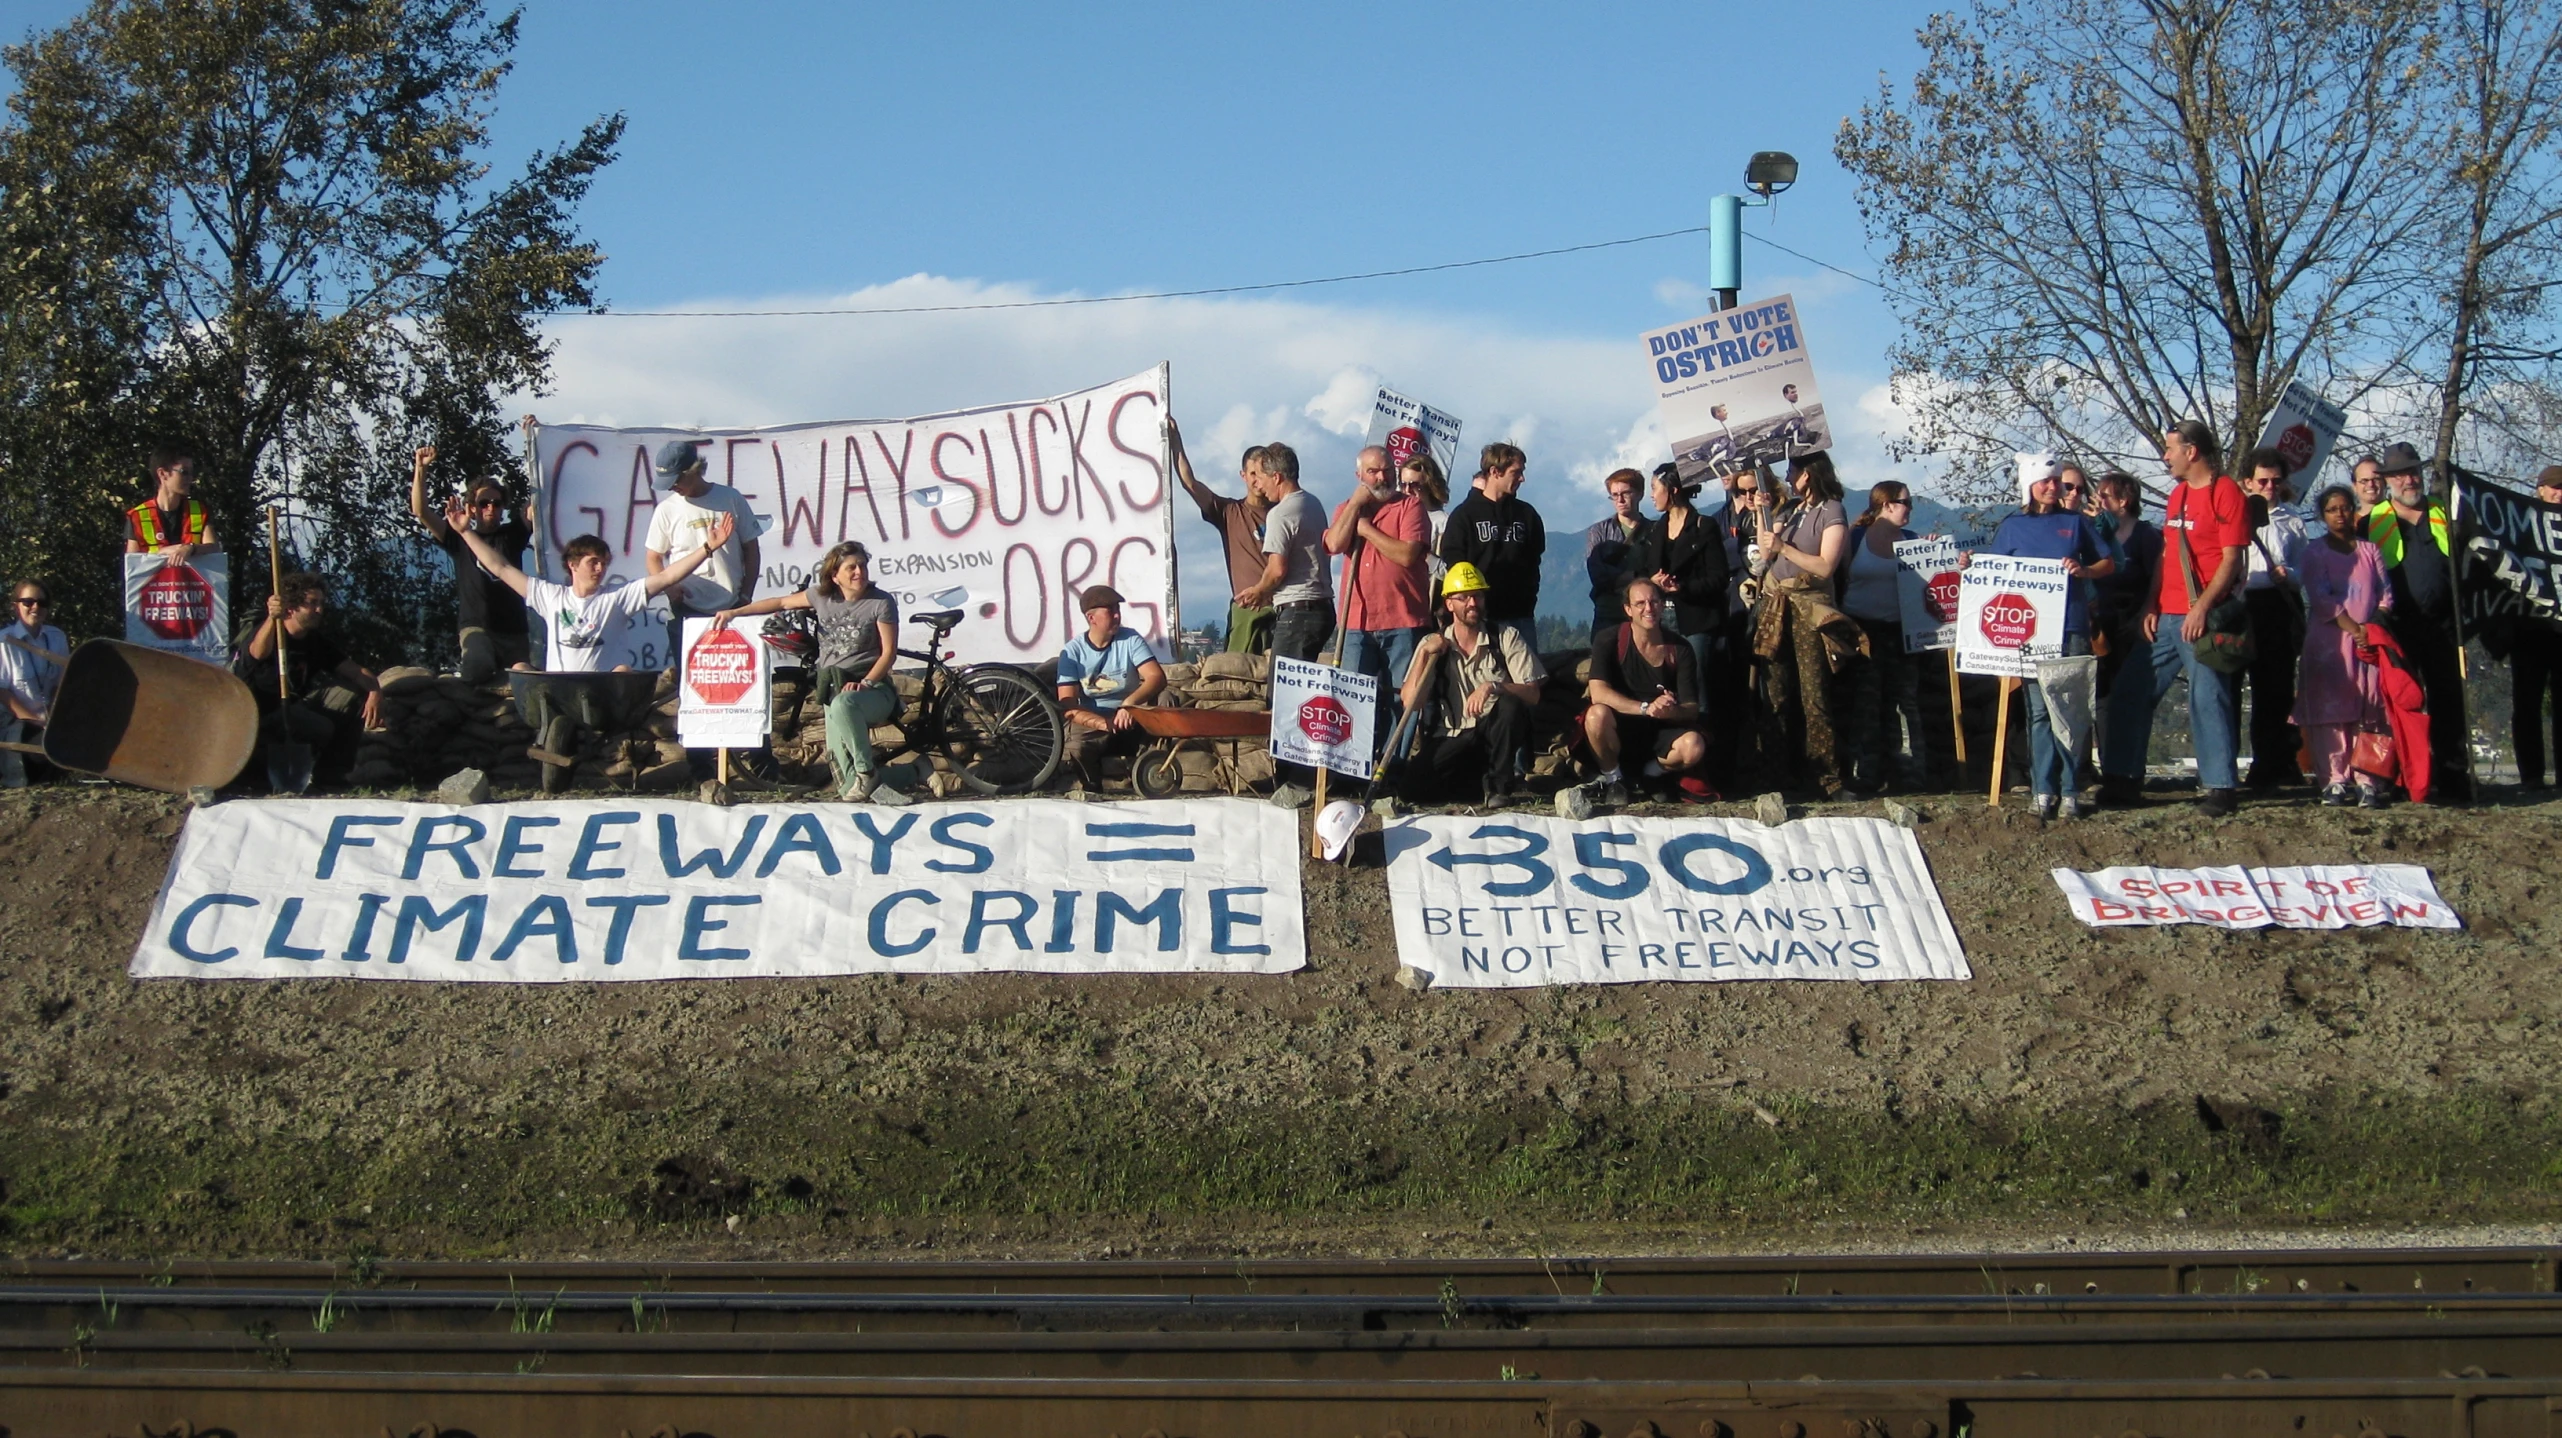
top-left (443, 496), bottom-right (731, 766)
top-left (1, 580), bottom-right (68, 790)
top-left (235, 572), bottom-right (383, 791)
top-left (1055, 584), bottom-right (1166, 790)
top-left (1169, 418), bottom-right (1275, 655)
top-left (409, 444), bottom-right (537, 682)
top-left (1397, 562), bottom-right (1545, 807)
top-left (124, 442), bottom-right (221, 564)
top-left (1580, 578), bottom-right (1708, 806)
top-left (712, 540), bottom-right (908, 805)
top-left (2294, 484), bottom-right (2396, 809)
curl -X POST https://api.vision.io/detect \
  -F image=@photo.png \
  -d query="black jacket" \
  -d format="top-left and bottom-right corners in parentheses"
top-left (1440, 491), bottom-right (1547, 622)
top-left (1628, 508), bottom-right (1732, 635)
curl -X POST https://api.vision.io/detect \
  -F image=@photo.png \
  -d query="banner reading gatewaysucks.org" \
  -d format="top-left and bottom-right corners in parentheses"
top-left (132, 799), bottom-right (1303, 982)
top-left (1383, 815), bottom-right (1968, 987)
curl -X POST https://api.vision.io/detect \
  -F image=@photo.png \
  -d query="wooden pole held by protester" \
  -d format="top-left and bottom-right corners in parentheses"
top-left (1309, 764), bottom-right (1330, 857)
top-left (1988, 676), bottom-right (2015, 807)
top-left (1947, 650), bottom-right (1968, 764)
top-left (264, 507), bottom-right (289, 702)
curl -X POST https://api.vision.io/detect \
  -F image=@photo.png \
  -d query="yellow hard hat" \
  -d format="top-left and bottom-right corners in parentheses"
top-left (1441, 562), bottom-right (1493, 597)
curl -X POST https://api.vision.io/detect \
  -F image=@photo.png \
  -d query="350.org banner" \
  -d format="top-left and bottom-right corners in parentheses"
top-left (531, 365), bottom-right (1176, 670)
top-left (132, 798), bottom-right (1303, 982)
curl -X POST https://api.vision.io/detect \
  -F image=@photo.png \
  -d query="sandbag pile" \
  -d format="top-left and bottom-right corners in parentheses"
top-left (353, 668), bottom-right (703, 793)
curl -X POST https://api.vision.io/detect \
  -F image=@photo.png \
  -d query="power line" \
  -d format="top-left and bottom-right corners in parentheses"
top-left (555, 225), bottom-right (1717, 319)
top-left (1743, 231), bottom-right (1912, 301)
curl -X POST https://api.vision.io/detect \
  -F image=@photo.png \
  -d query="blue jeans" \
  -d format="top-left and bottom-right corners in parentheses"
top-left (2021, 633), bottom-right (2092, 798)
top-left (1339, 625), bottom-right (1424, 756)
top-left (2101, 621), bottom-right (2241, 791)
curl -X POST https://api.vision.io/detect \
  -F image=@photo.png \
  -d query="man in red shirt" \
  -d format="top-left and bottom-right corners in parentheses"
top-left (1325, 446), bottom-right (1433, 755)
top-left (2097, 418), bottom-right (2251, 815)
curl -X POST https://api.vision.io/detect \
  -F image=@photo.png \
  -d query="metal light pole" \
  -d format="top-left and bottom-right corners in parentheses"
top-left (1709, 151), bottom-right (1799, 311)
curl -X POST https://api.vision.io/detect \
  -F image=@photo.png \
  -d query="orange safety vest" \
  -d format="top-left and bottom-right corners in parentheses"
top-left (127, 498), bottom-right (209, 549)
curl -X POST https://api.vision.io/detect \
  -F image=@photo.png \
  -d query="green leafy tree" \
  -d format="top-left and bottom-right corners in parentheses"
top-left (0, 0), bottom-right (620, 659)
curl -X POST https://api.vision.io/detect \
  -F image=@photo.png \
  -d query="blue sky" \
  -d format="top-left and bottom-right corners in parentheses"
top-left (9, 0), bottom-right (1948, 617)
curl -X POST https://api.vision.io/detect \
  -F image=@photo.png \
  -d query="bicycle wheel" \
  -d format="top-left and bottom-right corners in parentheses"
top-left (935, 663), bottom-right (1064, 795)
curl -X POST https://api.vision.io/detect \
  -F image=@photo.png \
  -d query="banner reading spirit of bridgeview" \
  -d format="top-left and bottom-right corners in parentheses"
top-left (122, 554), bottom-right (230, 664)
top-left (1644, 294), bottom-right (1829, 486)
top-left (1383, 815), bottom-right (1968, 987)
top-left (532, 366), bottom-right (1176, 672)
top-left (2051, 865), bottom-right (2460, 931)
top-left (1893, 537), bottom-right (1961, 653)
top-left (131, 798), bottom-right (1304, 982)
top-left (1269, 657), bottom-right (1378, 780)
top-left (1954, 555), bottom-right (2068, 679)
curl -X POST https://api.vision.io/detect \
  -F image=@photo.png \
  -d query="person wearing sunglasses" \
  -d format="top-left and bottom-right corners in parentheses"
top-left (0, 581), bottom-right (67, 789)
top-left (410, 443), bottom-right (537, 682)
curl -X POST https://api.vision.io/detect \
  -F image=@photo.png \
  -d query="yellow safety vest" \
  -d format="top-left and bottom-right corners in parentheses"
top-left (127, 498), bottom-right (209, 549)
top-left (2363, 500), bottom-right (2448, 568)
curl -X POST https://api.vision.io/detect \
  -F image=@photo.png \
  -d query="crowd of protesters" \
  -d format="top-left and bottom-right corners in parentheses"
top-left (12, 416), bottom-right (2557, 814)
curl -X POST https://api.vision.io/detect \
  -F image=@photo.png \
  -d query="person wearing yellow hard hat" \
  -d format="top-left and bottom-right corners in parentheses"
top-left (1396, 560), bottom-right (1546, 806)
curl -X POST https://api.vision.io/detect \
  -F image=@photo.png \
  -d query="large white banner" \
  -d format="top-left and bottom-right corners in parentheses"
top-left (532, 366), bottom-right (1176, 671)
top-left (1644, 293), bottom-right (1829, 485)
top-left (1384, 815), bottom-right (1968, 987)
top-left (2052, 865), bottom-right (2460, 930)
top-left (123, 554), bottom-right (230, 664)
top-left (132, 798), bottom-right (1304, 982)
top-left (1954, 554), bottom-right (2068, 678)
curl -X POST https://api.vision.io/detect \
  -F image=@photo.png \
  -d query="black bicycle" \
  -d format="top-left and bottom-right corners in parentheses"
top-left (874, 608), bottom-right (1065, 795)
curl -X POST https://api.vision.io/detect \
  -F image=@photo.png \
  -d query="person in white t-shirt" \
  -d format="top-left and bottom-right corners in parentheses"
top-left (644, 439), bottom-right (761, 673)
top-left (444, 497), bottom-right (731, 780)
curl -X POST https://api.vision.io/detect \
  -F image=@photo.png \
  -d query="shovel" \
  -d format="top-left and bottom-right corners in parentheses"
top-left (264, 506), bottom-right (313, 794)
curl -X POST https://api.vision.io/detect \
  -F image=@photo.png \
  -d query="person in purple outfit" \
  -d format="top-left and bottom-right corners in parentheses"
top-left (2293, 485), bottom-right (2396, 808)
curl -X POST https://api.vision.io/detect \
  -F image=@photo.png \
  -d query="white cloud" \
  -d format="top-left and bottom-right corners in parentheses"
top-left (515, 274), bottom-right (1923, 619)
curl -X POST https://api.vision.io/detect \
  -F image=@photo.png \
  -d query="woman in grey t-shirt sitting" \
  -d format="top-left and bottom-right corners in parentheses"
top-left (713, 541), bottom-right (909, 804)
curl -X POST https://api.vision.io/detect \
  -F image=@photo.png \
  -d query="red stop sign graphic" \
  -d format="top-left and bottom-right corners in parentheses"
top-left (685, 626), bottom-right (760, 706)
top-left (1979, 592), bottom-right (2040, 649)
top-left (2276, 421), bottom-right (2316, 474)
top-left (137, 564), bottom-right (214, 640)
top-left (1924, 570), bottom-right (1961, 624)
top-left (1298, 695), bottom-right (1353, 746)
top-left (1383, 425), bottom-right (1425, 473)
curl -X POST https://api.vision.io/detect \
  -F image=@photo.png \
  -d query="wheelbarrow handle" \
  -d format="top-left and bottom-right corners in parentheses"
top-left (1, 635), bottom-right (67, 666)
top-left (0, 741), bottom-right (41, 755)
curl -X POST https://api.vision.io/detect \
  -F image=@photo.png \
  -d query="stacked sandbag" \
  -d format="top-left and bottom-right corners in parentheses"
top-left (1150, 650), bottom-right (1274, 791)
top-left (353, 668), bottom-right (549, 792)
top-left (1529, 649), bottom-right (1594, 783)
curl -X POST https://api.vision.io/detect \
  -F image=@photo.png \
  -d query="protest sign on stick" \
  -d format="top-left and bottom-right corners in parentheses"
top-left (533, 366), bottom-right (1176, 672)
top-left (1642, 294), bottom-right (1829, 486)
top-left (1365, 387), bottom-right (1462, 483)
top-left (123, 554), bottom-right (230, 664)
top-left (1271, 656), bottom-right (1378, 850)
top-left (677, 618), bottom-right (772, 772)
top-left (1893, 535), bottom-right (1968, 765)
top-left (2254, 380), bottom-right (2348, 491)
top-left (1956, 554), bottom-right (2068, 806)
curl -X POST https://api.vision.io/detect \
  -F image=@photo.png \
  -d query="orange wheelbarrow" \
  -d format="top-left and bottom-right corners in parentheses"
top-left (0, 638), bottom-right (259, 794)
top-left (1118, 704), bottom-right (1269, 798)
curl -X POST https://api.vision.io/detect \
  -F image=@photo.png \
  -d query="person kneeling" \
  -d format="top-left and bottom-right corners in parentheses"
top-left (1397, 563), bottom-right (1545, 807)
top-left (236, 573), bottom-right (382, 793)
top-left (1581, 579), bottom-right (1708, 806)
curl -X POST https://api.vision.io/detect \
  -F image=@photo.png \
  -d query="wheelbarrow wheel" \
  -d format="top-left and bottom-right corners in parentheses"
top-left (937, 663), bottom-right (1064, 795)
top-left (1133, 742), bottom-right (1185, 799)
top-left (538, 716), bottom-right (575, 796)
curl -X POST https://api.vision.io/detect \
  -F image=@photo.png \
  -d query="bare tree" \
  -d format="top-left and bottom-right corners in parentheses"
top-left (1837, 0), bottom-right (2442, 499)
top-left (2424, 0), bottom-right (2562, 479)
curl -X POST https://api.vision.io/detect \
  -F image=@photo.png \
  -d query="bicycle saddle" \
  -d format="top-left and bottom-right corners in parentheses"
top-left (910, 609), bottom-right (964, 630)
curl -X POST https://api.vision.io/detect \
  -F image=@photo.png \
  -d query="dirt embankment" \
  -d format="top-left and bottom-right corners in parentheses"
top-left (1, 785), bottom-right (2557, 1260)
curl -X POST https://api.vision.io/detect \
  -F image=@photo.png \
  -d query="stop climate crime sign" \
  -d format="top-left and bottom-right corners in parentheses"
top-left (1978, 592), bottom-right (2038, 649)
top-left (1297, 694), bottom-right (1354, 747)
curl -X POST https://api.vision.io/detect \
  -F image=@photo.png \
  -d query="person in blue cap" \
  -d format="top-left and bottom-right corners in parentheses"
top-left (644, 439), bottom-right (762, 673)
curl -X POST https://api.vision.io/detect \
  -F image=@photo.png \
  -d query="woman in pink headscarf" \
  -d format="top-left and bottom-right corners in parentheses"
top-left (2293, 484), bottom-right (2395, 807)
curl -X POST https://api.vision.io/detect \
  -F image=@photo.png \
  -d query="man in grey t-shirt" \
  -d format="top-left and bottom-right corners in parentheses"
top-left (1233, 440), bottom-right (1334, 661)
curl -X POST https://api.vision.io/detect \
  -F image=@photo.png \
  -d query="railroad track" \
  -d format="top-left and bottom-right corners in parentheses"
top-left (1, 1249), bottom-right (2557, 1436)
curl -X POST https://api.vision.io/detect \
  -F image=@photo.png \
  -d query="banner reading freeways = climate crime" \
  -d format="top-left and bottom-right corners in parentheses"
top-left (131, 799), bottom-right (1305, 981)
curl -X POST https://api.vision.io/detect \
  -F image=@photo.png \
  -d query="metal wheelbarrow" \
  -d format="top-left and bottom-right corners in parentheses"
top-left (0, 639), bottom-right (259, 795)
top-left (1118, 704), bottom-right (1270, 798)
top-left (507, 669), bottom-right (668, 794)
